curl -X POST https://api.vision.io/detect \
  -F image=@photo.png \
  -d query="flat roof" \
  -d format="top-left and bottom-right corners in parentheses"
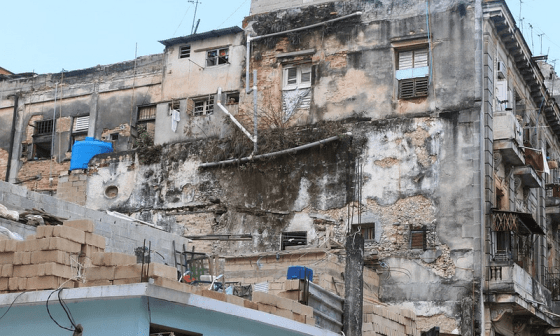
top-left (159, 26), bottom-right (243, 47)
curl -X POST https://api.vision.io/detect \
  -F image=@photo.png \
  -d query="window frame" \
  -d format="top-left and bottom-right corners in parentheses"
top-left (179, 45), bottom-right (191, 59)
top-left (137, 104), bottom-right (157, 122)
top-left (206, 47), bottom-right (229, 67)
top-left (353, 223), bottom-right (376, 242)
top-left (192, 96), bottom-right (215, 117)
top-left (395, 45), bottom-right (430, 99)
top-left (396, 48), bottom-right (429, 70)
top-left (281, 231), bottom-right (307, 250)
top-left (410, 227), bottom-right (427, 250)
top-left (32, 119), bottom-right (54, 160)
top-left (282, 64), bottom-right (312, 91)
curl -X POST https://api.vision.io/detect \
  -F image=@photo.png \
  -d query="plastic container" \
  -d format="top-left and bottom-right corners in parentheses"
top-left (287, 266), bottom-right (313, 282)
top-left (70, 137), bottom-right (113, 170)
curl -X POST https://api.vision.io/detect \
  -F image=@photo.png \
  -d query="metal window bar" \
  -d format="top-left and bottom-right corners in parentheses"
top-left (35, 120), bottom-right (54, 135)
top-left (281, 231), bottom-right (307, 250)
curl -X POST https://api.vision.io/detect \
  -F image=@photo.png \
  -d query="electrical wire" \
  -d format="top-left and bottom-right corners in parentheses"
top-left (0, 291), bottom-right (27, 323)
top-left (217, 0), bottom-right (250, 29)
top-left (46, 288), bottom-right (77, 332)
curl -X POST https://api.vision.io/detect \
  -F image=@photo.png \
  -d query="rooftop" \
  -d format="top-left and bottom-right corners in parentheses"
top-left (158, 26), bottom-right (243, 47)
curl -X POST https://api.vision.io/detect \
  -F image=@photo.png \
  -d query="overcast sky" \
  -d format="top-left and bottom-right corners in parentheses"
top-left (1, 0), bottom-right (558, 75)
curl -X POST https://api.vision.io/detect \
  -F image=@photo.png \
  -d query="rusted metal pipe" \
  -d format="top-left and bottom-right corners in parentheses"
top-left (199, 132), bottom-right (351, 168)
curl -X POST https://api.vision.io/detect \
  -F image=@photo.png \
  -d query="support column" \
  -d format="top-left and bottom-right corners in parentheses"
top-left (343, 233), bottom-right (364, 336)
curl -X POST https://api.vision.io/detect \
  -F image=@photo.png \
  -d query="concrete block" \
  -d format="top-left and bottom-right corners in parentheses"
top-left (225, 294), bottom-right (246, 307)
top-left (1, 264), bottom-right (13, 277)
top-left (46, 237), bottom-right (82, 253)
top-left (202, 289), bottom-right (226, 302)
top-left (0, 278), bottom-right (8, 290)
top-left (82, 245), bottom-right (103, 257)
top-left (284, 279), bottom-right (301, 291)
top-left (114, 264), bottom-right (142, 280)
top-left (252, 291), bottom-right (280, 306)
top-left (275, 308), bottom-right (294, 320)
top-left (243, 299), bottom-right (258, 310)
top-left (26, 235), bottom-right (36, 241)
top-left (63, 219), bottom-right (94, 233)
top-left (27, 276), bottom-right (63, 290)
top-left (91, 252), bottom-right (105, 266)
top-left (300, 304), bottom-right (313, 317)
top-left (13, 252), bottom-right (31, 265)
top-left (36, 226), bottom-right (54, 239)
top-left (305, 316), bottom-right (316, 325)
top-left (86, 266), bottom-right (116, 281)
top-left (31, 250), bottom-right (70, 265)
top-left (0, 252), bottom-right (14, 264)
top-left (147, 263), bottom-right (177, 280)
top-left (86, 232), bottom-right (106, 249)
top-left (151, 277), bottom-right (202, 295)
top-left (103, 253), bottom-right (137, 266)
top-left (8, 277), bottom-right (27, 291)
top-left (4, 240), bottom-right (17, 252)
top-left (257, 303), bottom-right (277, 314)
top-left (42, 263), bottom-right (74, 278)
top-left (53, 225), bottom-right (86, 244)
top-left (13, 265), bottom-right (38, 278)
top-left (0, 240), bottom-right (6, 252)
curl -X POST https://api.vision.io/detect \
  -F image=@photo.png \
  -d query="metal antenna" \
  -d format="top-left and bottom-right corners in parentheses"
top-left (189, 0), bottom-right (201, 35)
top-left (538, 33), bottom-right (544, 55)
top-left (529, 23), bottom-right (534, 52)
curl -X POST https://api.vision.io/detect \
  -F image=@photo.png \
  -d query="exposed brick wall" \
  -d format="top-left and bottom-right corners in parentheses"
top-left (0, 148), bottom-right (8, 182)
top-left (176, 213), bottom-right (215, 253)
top-left (17, 159), bottom-right (70, 193)
top-left (56, 171), bottom-right (87, 205)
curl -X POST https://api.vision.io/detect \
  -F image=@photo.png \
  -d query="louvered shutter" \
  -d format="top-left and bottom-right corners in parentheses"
top-left (398, 51), bottom-right (413, 70)
top-left (413, 49), bottom-right (428, 68)
top-left (73, 116), bottom-right (89, 133)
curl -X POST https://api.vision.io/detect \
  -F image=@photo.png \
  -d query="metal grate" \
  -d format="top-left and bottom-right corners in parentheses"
top-left (138, 105), bottom-right (157, 121)
top-left (35, 119), bottom-right (53, 135)
top-left (281, 231), bottom-right (307, 250)
top-left (73, 116), bottom-right (89, 133)
top-left (193, 96), bottom-right (214, 116)
top-left (410, 229), bottom-right (426, 250)
top-left (399, 77), bottom-right (428, 99)
top-left (179, 45), bottom-right (191, 59)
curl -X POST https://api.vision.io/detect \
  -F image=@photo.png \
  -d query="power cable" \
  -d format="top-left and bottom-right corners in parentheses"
top-left (46, 288), bottom-right (78, 332)
top-left (173, 4), bottom-right (194, 37)
top-left (217, 0), bottom-right (249, 29)
top-left (0, 291), bottom-right (27, 323)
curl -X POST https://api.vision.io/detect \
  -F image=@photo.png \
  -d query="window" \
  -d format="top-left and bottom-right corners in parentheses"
top-left (35, 120), bottom-right (54, 135)
top-left (206, 48), bottom-right (229, 67)
top-left (283, 65), bottom-right (311, 90)
top-left (70, 115), bottom-right (89, 149)
top-left (138, 105), bottom-right (157, 121)
top-left (179, 45), bottom-right (191, 59)
top-left (225, 92), bottom-right (239, 105)
top-left (396, 47), bottom-right (429, 99)
top-left (193, 96), bottom-right (214, 116)
top-left (110, 133), bottom-right (119, 141)
top-left (410, 227), bottom-right (426, 250)
top-left (32, 119), bottom-right (54, 159)
top-left (357, 224), bottom-right (375, 241)
top-left (281, 231), bottom-right (307, 250)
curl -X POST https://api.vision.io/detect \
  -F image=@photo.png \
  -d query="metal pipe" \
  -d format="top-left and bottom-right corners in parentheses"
top-left (253, 70), bottom-right (258, 153)
top-left (6, 94), bottom-right (19, 182)
top-left (199, 133), bottom-right (351, 168)
top-left (244, 11), bottom-right (363, 93)
top-left (216, 87), bottom-right (256, 143)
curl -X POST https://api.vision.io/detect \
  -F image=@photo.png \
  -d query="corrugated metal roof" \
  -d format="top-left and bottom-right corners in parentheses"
top-left (159, 26), bottom-right (243, 47)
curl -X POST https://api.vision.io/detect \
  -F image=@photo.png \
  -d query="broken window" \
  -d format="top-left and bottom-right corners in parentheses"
top-left (281, 231), bottom-right (307, 250)
top-left (353, 223), bottom-right (375, 242)
top-left (410, 227), bottom-right (426, 250)
top-left (138, 105), bottom-right (157, 121)
top-left (396, 47), bottom-right (429, 99)
top-left (179, 45), bottom-right (191, 59)
top-left (282, 64), bottom-right (312, 123)
top-left (225, 92), bottom-right (239, 105)
top-left (32, 119), bottom-right (54, 160)
top-left (193, 96), bottom-right (214, 116)
top-left (206, 47), bottom-right (229, 67)
top-left (70, 115), bottom-right (89, 150)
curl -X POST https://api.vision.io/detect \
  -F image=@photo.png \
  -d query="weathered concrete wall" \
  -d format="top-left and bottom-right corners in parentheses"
top-left (0, 181), bottom-right (190, 265)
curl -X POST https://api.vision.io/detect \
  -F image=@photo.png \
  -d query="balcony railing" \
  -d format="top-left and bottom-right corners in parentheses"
top-left (545, 270), bottom-right (560, 300)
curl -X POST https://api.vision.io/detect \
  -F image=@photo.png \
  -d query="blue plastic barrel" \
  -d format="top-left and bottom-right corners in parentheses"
top-left (287, 266), bottom-right (313, 282)
top-left (70, 137), bottom-right (113, 170)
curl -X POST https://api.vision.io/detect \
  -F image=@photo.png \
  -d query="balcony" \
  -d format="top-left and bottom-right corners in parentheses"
top-left (493, 111), bottom-right (525, 166)
top-left (486, 264), bottom-right (559, 326)
top-left (512, 165), bottom-right (543, 188)
top-left (546, 184), bottom-right (560, 223)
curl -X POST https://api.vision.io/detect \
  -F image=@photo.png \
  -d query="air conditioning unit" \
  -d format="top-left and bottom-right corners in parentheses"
top-left (494, 111), bottom-right (523, 146)
top-left (497, 61), bottom-right (506, 79)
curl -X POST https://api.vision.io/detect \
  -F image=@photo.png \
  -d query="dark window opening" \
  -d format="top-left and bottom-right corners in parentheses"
top-left (33, 142), bottom-right (51, 160)
top-left (354, 223), bottom-right (375, 241)
top-left (495, 231), bottom-right (511, 256)
top-left (138, 105), bottom-right (157, 121)
top-left (282, 231), bottom-right (307, 250)
top-left (110, 133), bottom-right (119, 141)
top-left (150, 323), bottom-right (202, 336)
top-left (193, 96), bottom-right (214, 116)
top-left (399, 77), bottom-right (429, 99)
top-left (179, 45), bottom-right (191, 59)
top-left (21, 143), bottom-right (28, 158)
top-left (35, 119), bottom-right (54, 135)
top-left (410, 228), bottom-right (426, 250)
top-left (169, 101), bottom-right (180, 112)
top-left (206, 48), bottom-right (229, 67)
top-left (225, 92), bottom-right (239, 105)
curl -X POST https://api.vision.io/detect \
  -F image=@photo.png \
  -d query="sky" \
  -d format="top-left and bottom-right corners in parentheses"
top-left (0, 0), bottom-right (558, 75)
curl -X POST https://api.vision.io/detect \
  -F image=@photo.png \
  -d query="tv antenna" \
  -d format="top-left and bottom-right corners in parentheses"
top-left (538, 33), bottom-right (544, 55)
top-left (189, 0), bottom-right (201, 35)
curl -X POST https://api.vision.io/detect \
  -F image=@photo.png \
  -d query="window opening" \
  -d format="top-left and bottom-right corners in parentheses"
top-left (35, 120), bottom-right (54, 135)
top-left (138, 105), bottom-right (157, 121)
top-left (396, 47), bottom-right (429, 99)
top-left (283, 65), bottom-right (311, 90)
top-left (397, 49), bottom-right (428, 70)
top-left (354, 223), bottom-right (375, 241)
top-left (281, 231), bottom-right (307, 250)
top-left (206, 48), bottom-right (229, 67)
top-left (179, 45), bottom-right (191, 59)
top-left (225, 92), bottom-right (239, 105)
top-left (410, 227), bottom-right (426, 250)
top-left (72, 116), bottom-right (89, 133)
top-left (110, 133), bottom-right (119, 141)
top-left (193, 96), bottom-right (214, 116)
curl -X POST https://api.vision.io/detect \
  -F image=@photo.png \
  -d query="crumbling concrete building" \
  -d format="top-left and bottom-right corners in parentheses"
top-left (2, 0), bottom-right (560, 335)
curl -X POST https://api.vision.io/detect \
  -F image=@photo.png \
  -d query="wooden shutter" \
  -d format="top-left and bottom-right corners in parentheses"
top-left (399, 77), bottom-right (428, 99)
top-left (73, 116), bottom-right (89, 133)
top-left (410, 229), bottom-right (426, 249)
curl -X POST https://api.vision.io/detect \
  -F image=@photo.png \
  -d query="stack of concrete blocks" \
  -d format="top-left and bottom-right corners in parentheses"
top-left (362, 305), bottom-right (419, 336)
top-left (252, 289), bottom-right (315, 325)
top-left (224, 249), bottom-right (379, 302)
top-left (0, 219), bottom-right (106, 292)
top-left (56, 171), bottom-right (87, 206)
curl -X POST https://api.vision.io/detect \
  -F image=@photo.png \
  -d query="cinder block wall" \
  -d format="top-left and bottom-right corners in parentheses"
top-left (0, 181), bottom-right (190, 266)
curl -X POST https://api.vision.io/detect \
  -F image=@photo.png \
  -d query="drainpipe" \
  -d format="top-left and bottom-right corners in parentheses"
top-left (245, 11), bottom-right (363, 93)
top-left (253, 70), bottom-right (258, 154)
top-left (5, 94), bottom-right (19, 182)
top-left (216, 87), bottom-right (256, 145)
top-left (475, 0), bottom-right (486, 335)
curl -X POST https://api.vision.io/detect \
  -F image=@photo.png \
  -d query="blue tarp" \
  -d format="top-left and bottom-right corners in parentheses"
top-left (69, 137), bottom-right (113, 170)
